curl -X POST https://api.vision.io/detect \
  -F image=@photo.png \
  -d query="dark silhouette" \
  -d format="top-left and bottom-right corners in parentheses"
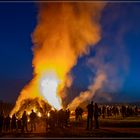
top-left (134, 106), bottom-right (138, 115)
top-left (49, 110), bottom-right (56, 128)
top-left (75, 107), bottom-right (79, 121)
top-left (4, 115), bottom-right (11, 132)
top-left (21, 111), bottom-right (28, 132)
top-left (107, 106), bottom-right (111, 117)
top-left (121, 105), bottom-right (126, 118)
top-left (58, 109), bottom-right (65, 128)
top-left (94, 103), bottom-right (99, 129)
top-left (11, 114), bottom-right (17, 132)
top-left (46, 111), bottom-right (51, 131)
top-left (0, 111), bottom-right (4, 133)
top-left (86, 101), bottom-right (94, 130)
top-left (78, 107), bottom-right (83, 121)
top-left (102, 105), bottom-right (106, 119)
top-left (75, 106), bottom-right (83, 122)
top-left (17, 118), bottom-right (22, 132)
top-left (29, 110), bottom-right (37, 132)
top-left (65, 109), bottom-right (70, 127)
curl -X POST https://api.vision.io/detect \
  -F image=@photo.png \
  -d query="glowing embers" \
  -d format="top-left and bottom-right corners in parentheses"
top-left (40, 71), bottom-right (62, 110)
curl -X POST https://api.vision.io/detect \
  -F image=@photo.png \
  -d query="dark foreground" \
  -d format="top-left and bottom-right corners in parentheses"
top-left (1, 117), bottom-right (140, 138)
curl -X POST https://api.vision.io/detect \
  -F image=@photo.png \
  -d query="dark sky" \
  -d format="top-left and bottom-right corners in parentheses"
top-left (0, 2), bottom-right (140, 103)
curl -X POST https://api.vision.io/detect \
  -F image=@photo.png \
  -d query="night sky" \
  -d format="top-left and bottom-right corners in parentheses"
top-left (0, 2), bottom-right (140, 103)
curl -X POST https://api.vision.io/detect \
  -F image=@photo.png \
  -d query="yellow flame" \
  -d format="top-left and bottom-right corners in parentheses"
top-left (27, 111), bottom-right (31, 115)
top-left (47, 112), bottom-right (50, 118)
top-left (40, 72), bottom-right (62, 110)
top-left (37, 112), bottom-right (42, 117)
top-left (33, 108), bottom-right (37, 113)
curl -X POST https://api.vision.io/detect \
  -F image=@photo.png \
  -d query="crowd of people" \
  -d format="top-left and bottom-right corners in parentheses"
top-left (98, 104), bottom-right (139, 119)
top-left (74, 102), bottom-right (139, 130)
top-left (46, 109), bottom-right (70, 130)
top-left (0, 109), bottom-right (37, 133)
top-left (0, 102), bottom-right (139, 133)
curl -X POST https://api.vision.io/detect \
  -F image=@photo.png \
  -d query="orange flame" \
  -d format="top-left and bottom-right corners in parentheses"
top-left (10, 3), bottom-right (105, 116)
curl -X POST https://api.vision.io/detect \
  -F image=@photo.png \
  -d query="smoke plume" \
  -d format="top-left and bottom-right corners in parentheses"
top-left (68, 71), bottom-right (106, 110)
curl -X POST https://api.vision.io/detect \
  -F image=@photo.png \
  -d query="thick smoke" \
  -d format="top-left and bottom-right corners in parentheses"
top-left (68, 71), bottom-right (106, 110)
top-left (67, 3), bottom-right (130, 110)
top-left (11, 2), bottom-right (105, 115)
top-left (68, 36), bottom-right (129, 110)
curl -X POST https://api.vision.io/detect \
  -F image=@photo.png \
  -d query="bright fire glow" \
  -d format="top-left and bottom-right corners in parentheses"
top-left (33, 108), bottom-right (37, 113)
top-left (40, 72), bottom-right (62, 110)
top-left (37, 112), bottom-right (42, 117)
top-left (27, 111), bottom-right (31, 115)
top-left (47, 112), bottom-right (50, 118)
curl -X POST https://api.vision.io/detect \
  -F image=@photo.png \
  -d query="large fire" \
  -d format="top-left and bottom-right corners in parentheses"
top-left (10, 3), bottom-right (105, 116)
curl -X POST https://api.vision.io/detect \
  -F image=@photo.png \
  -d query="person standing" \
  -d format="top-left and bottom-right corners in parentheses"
top-left (4, 115), bottom-right (11, 132)
top-left (21, 111), bottom-right (28, 133)
top-left (94, 103), bottom-right (99, 129)
top-left (102, 105), bottom-right (106, 119)
top-left (30, 110), bottom-right (37, 132)
top-left (11, 114), bottom-right (17, 132)
top-left (75, 107), bottom-right (79, 121)
top-left (86, 101), bottom-right (94, 130)
top-left (65, 109), bottom-right (70, 127)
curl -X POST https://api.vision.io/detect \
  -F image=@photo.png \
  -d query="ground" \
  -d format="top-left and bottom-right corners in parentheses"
top-left (1, 116), bottom-right (140, 138)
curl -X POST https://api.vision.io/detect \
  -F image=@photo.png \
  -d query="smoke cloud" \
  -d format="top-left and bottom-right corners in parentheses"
top-left (68, 71), bottom-right (106, 110)
top-left (67, 3), bottom-right (130, 110)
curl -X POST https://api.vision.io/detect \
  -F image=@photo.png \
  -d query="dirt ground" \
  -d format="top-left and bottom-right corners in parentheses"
top-left (1, 117), bottom-right (140, 138)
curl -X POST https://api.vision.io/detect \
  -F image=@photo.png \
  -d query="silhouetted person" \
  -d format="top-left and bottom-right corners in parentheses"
top-left (11, 114), bottom-right (17, 132)
top-left (94, 103), bottom-right (99, 129)
top-left (121, 105), bottom-right (126, 118)
top-left (75, 106), bottom-right (83, 122)
top-left (78, 107), bottom-right (83, 121)
top-left (0, 111), bottom-right (4, 133)
top-left (65, 109), bottom-right (70, 127)
top-left (17, 118), bottom-right (22, 132)
top-left (49, 110), bottom-right (56, 128)
top-left (46, 111), bottom-right (51, 131)
top-left (30, 110), bottom-right (37, 132)
top-left (21, 111), bottom-right (28, 132)
top-left (102, 105), bottom-right (106, 119)
top-left (4, 115), bottom-right (11, 132)
top-left (75, 107), bottom-right (79, 121)
top-left (53, 110), bottom-right (58, 127)
top-left (134, 106), bottom-right (138, 115)
top-left (86, 101), bottom-right (94, 130)
top-left (107, 106), bottom-right (111, 117)
top-left (58, 109), bottom-right (65, 128)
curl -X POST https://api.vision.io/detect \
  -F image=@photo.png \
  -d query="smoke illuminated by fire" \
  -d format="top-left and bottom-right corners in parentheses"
top-left (10, 2), bottom-right (105, 116)
top-left (68, 71), bottom-right (106, 110)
